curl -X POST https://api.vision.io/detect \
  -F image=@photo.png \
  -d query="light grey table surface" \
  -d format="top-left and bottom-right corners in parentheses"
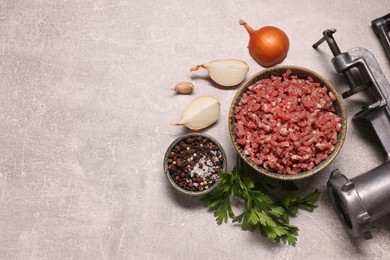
top-left (1, 0), bottom-right (389, 259)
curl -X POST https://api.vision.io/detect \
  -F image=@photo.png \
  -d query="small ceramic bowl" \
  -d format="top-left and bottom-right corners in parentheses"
top-left (163, 133), bottom-right (227, 196)
top-left (228, 65), bottom-right (347, 180)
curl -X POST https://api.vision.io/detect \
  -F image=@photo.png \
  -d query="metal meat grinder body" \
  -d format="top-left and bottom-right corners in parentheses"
top-left (313, 27), bottom-right (390, 239)
top-left (372, 13), bottom-right (390, 60)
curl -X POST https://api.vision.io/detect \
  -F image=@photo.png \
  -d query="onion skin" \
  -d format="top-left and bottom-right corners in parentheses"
top-left (240, 19), bottom-right (289, 67)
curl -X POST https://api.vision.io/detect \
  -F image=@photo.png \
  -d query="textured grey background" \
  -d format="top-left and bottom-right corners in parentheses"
top-left (0, 0), bottom-right (389, 259)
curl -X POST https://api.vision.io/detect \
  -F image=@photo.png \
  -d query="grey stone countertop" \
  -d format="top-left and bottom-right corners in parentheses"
top-left (0, 1), bottom-right (389, 259)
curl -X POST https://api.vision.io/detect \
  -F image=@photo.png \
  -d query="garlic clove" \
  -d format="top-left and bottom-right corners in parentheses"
top-left (171, 81), bottom-right (194, 94)
top-left (175, 96), bottom-right (220, 130)
top-left (190, 59), bottom-right (249, 87)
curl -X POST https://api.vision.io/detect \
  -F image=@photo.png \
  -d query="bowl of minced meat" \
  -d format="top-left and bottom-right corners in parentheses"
top-left (229, 65), bottom-right (347, 180)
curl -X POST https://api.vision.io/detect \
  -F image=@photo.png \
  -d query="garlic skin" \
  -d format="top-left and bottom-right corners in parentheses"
top-left (190, 59), bottom-right (249, 87)
top-left (171, 81), bottom-right (194, 94)
top-left (175, 96), bottom-right (220, 130)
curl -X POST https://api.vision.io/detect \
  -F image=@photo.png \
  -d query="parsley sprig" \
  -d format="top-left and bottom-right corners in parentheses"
top-left (201, 157), bottom-right (320, 246)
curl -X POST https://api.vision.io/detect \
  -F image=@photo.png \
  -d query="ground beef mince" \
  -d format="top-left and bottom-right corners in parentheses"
top-left (234, 69), bottom-right (341, 175)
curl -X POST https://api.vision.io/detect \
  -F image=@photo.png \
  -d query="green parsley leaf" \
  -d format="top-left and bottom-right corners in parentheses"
top-left (201, 156), bottom-right (320, 246)
top-left (214, 198), bottom-right (233, 225)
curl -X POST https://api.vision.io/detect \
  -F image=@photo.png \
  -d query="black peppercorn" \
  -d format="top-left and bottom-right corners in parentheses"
top-left (167, 135), bottom-right (223, 192)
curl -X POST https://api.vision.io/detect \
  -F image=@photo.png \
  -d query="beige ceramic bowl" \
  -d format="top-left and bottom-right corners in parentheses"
top-left (228, 65), bottom-right (347, 180)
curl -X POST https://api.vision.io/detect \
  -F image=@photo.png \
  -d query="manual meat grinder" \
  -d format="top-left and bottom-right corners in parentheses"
top-left (312, 15), bottom-right (390, 239)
